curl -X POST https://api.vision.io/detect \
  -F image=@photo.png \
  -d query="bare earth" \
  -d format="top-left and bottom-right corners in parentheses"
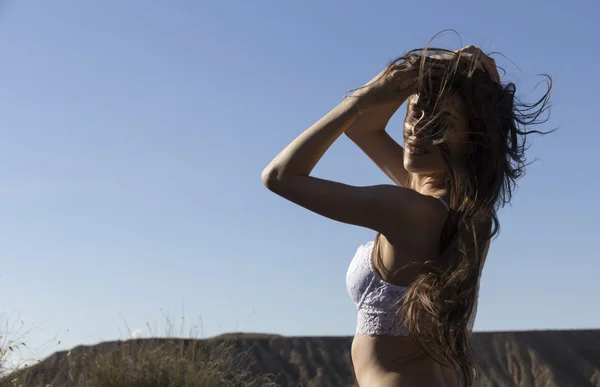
top-left (4, 329), bottom-right (600, 386)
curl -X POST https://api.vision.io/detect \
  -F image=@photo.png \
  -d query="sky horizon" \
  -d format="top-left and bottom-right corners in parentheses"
top-left (1, 0), bottom-right (599, 369)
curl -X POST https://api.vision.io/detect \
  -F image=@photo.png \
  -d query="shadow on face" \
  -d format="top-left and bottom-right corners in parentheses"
top-left (403, 93), bottom-right (470, 176)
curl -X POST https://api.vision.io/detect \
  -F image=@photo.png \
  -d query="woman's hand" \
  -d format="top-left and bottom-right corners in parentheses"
top-left (347, 64), bottom-right (418, 111)
top-left (432, 45), bottom-right (501, 84)
top-left (345, 64), bottom-right (417, 138)
top-left (457, 45), bottom-right (501, 83)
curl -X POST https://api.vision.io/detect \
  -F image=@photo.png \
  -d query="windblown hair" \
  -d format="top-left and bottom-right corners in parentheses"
top-left (377, 47), bottom-right (552, 386)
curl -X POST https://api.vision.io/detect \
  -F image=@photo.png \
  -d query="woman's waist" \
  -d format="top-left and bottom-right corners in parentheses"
top-left (352, 335), bottom-right (461, 386)
top-left (352, 334), bottom-right (431, 375)
top-left (353, 334), bottom-right (452, 386)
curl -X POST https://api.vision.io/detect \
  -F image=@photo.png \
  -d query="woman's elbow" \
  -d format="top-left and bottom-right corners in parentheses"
top-left (261, 166), bottom-right (280, 191)
top-left (261, 166), bottom-right (299, 195)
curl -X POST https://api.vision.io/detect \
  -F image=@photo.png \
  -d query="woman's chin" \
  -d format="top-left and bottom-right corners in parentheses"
top-left (404, 157), bottom-right (444, 176)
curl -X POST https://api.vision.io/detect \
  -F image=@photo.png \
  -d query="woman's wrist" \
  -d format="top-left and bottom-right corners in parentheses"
top-left (341, 95), bottom-right (362, 122)
top-left (346, 87), bottom-right (375, 111)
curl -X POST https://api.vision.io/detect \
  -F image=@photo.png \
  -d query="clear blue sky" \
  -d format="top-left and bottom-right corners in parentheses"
top-left (1, 0), bottom-right (598, 365)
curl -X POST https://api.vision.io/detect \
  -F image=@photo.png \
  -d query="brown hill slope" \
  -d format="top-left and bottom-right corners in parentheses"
top-left (2, 330), bottom-right (599, 386)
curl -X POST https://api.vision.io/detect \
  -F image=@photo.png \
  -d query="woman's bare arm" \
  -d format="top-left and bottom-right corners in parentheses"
top-left (345, 81), bottom-right (412, 187)
top-left (262, 71), bottom-right (434, 236)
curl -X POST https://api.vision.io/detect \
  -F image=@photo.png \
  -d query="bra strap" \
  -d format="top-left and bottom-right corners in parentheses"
top-left (434, 196), bottom-right (450, 211)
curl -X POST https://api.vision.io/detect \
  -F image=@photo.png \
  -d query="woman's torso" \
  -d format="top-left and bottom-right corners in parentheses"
top-left (348, 227), bottom-right (483, 386)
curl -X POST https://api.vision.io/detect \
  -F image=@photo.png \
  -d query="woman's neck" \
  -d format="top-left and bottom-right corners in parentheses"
top-left (410, 172), bottom-right (448, 199)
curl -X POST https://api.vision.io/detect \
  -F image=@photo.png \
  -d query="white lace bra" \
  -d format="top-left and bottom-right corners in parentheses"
top-left (346, 238), bottom-right (480, 336)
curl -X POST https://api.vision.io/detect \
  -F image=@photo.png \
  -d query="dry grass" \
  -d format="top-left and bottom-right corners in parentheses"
top-left (0, 312), bottom-right (279, 387)
top-left (84, 339), bottom-right (277, 387)
top-left (2, 337), bottom-right (278, 387)
top-left (0, 315), bottom-right (31, 380)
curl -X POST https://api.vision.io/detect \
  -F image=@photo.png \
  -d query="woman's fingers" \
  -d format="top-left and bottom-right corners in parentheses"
top-left (482, 60), bottom-right (501, 83)
top-left (476, 55), bottom-right (501, 84)
top-left (430, 52), bottom-right (455, 61)
top-left (451, 46), bottom-right (500, 84)
top-left (457, 45), bottom-right (482, 57)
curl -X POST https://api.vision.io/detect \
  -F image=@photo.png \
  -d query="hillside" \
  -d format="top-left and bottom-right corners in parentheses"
top-left (2, 330), bottom-right (599, 386)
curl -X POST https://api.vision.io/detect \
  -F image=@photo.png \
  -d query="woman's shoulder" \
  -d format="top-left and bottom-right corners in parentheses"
top-left (378, 187), bottom-right (449, 244)
top-left (386, 186), bottom-right (448, 221)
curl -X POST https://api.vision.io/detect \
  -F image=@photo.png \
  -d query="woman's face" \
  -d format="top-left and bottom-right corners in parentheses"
top-left (403, 93), bottom-right (469, 176)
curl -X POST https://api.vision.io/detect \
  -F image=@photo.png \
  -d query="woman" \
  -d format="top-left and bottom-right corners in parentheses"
top-left (261, 44), bottom-right (551, 387)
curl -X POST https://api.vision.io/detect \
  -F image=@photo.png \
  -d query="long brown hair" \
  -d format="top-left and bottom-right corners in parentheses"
top-left (378, 47), bottom-right (552, 386)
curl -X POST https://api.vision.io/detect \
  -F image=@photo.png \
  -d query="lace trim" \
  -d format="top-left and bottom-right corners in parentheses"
top-left (350, 241), bottom-right (479, 337)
